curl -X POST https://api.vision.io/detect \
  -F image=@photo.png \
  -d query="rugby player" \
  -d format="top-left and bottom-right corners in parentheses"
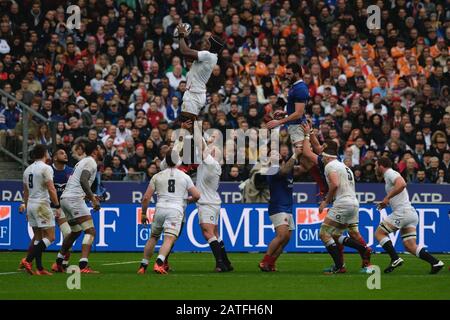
top-left (375, 157), bottom-right (444, 274)
top-left (259, 143), bottom-right (304, 272)
top-left (307, 139), bottom-right (371, 274)
top-left (52, 142), bottom-right (103, 273)
top-left (19, 149), bottom-right (74, 271)
top-left (19, 144), bottom-right (60, 275)
top-left (137, 150), bottom-right (200, 274)
top-left (301, 122), bottom-right (372, 273)
top-left (266, 63), bottom-right (328, 197)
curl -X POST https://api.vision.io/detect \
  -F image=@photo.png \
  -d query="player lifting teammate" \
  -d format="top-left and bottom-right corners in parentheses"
top-left (259, 143), bottom-right (304, 272)
top-left (138, 151), bottom-right (200, 274)
top-left (19, 144), bottom-right (60, 275)
top-left (375, 157), bottom-right (444, 274)
top-left (306, 139), bottom-right (371, 274)
top-left (52, 142), bottom-right (103, 273)
top-left (301, 122), bottom-right (372, 273)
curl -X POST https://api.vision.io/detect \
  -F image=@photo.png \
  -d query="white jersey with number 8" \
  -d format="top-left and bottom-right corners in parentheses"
top-left (150, 168), bottom-right (195, 212)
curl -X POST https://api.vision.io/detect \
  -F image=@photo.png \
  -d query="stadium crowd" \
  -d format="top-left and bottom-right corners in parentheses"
top-left (0, 0), bottom-right (449, 184)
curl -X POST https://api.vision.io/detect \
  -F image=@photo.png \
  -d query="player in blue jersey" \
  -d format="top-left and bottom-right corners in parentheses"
top-left (259, 143), bottom-right (304, 272)
top-left (267, 63), bottom-right (308, 145)
top-left (267, 64), bottom-right (328, 198)
top-left (301, 123), bottom-right (372, 274)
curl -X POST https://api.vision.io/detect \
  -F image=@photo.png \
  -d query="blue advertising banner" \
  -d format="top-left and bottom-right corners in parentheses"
top-left (1, 202), bottom-right (449, 253)
top-left (1, 180), bottom-right (449, 204)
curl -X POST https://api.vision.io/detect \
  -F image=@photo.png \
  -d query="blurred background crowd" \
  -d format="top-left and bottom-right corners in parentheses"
top-left (0, 0), bottom-right (448, 184)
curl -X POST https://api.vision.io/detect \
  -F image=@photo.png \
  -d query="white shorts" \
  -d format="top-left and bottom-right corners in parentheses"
top-left (60, 197), bottom-right (91, 222)
top-left (151, 207), bottom-right (184, 238)
top-left (27, 201), bottom-right (55, 229)
top-left (288, 124), bottom-right (304, 144)
top-left (198, 204), bottom-right (220, 225)
top-left (327, 203), bottom-right (359, 225)
top-left (383, 207), bottom-right (418, 230)
top-left (181, 90), bottom-right (206, 116)
top-left (270, 213), bottom-right (295, 231)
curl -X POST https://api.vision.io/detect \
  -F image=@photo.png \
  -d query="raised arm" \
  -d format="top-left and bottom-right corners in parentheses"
top-left (177, 24), bottom-right (198, 60)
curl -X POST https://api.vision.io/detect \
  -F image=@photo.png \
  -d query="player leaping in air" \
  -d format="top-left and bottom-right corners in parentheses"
top-left (172, 24), bottom-right (224, 165)
top-left (375, 157), bottom-right (444, 274)
top-left (301, 122), bottom-right (372, 273)
top-left (266, 63), bottom-right (328, 198)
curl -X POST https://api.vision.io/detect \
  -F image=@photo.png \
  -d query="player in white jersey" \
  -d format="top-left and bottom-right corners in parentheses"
top-left (52, 142), bottom-right (103, 273)
top-left (172, 24), bottom-right (224, 164)
top-left (375, 157), bottom-right (444, 274)
top-left (137, 150), bottom-right (200, 274)
top-left (19, 144), bottom-right (60, 275)
top-left (176, 24), bottom-right (223, 121)
top-left (301, 123), bottom-right (372, 274)
top-left (192, 123), bottom-right (233, 272)
top-left (303, 139), bottom-right (371, 274)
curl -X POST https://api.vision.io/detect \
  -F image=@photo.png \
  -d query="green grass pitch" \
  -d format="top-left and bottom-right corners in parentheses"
top-left (0, 251), bottom-right (449, 300)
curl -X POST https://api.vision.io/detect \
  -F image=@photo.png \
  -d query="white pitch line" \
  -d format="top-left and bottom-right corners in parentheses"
top-left (0, 272), bottom-right (20, 275)
top-left (102, 261), bottom-right (141, 266)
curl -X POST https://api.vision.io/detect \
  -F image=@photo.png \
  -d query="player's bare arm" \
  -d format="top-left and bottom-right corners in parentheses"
top-left (80, 170), bottom-right (100, 210)
top-left (267, 102), bottom-right (304, 129)
top-left (141, 185), bottom-right (155, 224)
top-left (46, 180), bottom-right (61, 217)
top-left (319, 171), bottom-right (339, 213)
top-left (377, 176), bottom-right (407, 210)
top-left (177, 24), bottom-right (198, 60)
top-left (302, 131), bottom-right (319, 165)
top-left (22, 183), bottom-right (29, 210)
top-left (187, 186), bottom-right (201, 204)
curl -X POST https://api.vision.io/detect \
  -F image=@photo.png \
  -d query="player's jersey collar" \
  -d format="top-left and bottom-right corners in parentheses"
top-left (293, 79), bottom-right (304, 86)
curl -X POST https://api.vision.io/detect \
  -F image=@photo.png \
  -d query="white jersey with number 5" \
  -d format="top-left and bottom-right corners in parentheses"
top-left (61, 156), bottom-right (97, 200)
top-left (23, 161), bottom-right (54, 203)
top-left (383, 168), bottom-right (413, 211)
top-left (186, 51), bottom-right (217, 93)
top-left (324, 159), bottom-right (358, 206)
top-left (150, 168), bottom-right (195, 212)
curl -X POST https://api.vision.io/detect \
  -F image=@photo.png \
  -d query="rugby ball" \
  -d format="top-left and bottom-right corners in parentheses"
top-left (174, 23), bottom-right (192, 38)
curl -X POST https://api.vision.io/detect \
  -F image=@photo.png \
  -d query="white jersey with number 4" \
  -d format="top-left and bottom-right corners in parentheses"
top-left (324, 159), bottom-right (358, 206)
top-left (61, 156), bottom-right (97, 200)
top-left (150, 168), bottom-right (195, 212)
top-left (23, 161), bottom-right (54, 203)
top-left (197, 154), bottom-right (221, 205)
top-left (186, 51), bottom-right (217, 94)
top-left (383, 168), bottom-right (413, 211)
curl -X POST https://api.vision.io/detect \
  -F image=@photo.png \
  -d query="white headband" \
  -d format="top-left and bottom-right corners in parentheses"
top-left (322, 152), bottom-right (338, 158)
